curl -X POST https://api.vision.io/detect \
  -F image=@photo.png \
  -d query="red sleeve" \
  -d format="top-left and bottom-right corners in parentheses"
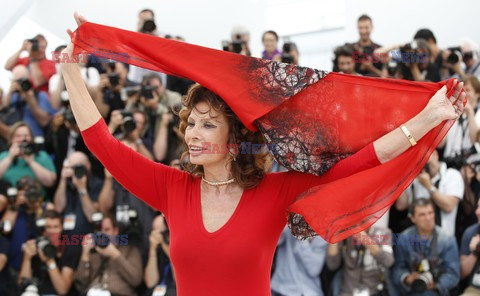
top-left (280, 141), bottom-right (381, 204)
top-left (15, 57), bottom-right (29, 67)
top-left (81, 118), bottom-right (189, 215)
top-left (38, 59), bottom-right (56, 81)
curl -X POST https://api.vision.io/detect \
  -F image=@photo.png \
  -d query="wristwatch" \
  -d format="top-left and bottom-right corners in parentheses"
top-left (136, 138), bottom-right (143, 146)
top-left (78, 189), bottom-right (88, 197)
top-left (428, 186), bottom-right (437, 195)
top-left (48, 261), bottom-right (57, 270)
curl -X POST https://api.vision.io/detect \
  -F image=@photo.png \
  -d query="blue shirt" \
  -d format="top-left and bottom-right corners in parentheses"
top-left (10, 91), bottom-right (56, 137)
top-left (460, 223), bottom-right (480, 288)
top-left (271, 226), bottom-right (327, 296)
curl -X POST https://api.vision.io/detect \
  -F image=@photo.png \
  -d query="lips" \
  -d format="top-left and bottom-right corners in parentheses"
top-left (189, 145), bottom-right (207, 156)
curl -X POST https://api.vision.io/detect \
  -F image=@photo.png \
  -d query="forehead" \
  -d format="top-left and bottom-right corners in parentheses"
top-left (188, 101), bottom-right (224, 121)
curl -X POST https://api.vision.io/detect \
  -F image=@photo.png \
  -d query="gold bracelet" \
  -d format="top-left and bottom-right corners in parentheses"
top-left (400, 124), bottom-right (417, 147)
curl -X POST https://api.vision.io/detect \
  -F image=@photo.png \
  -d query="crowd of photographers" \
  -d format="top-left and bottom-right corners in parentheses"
top-left (0, 8), bottom-right (479, 296)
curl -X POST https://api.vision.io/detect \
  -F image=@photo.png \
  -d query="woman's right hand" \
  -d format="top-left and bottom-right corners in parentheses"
top-left (60, 12), bottom-right (88, 71)
top-left (8, 143), bottom-right (20, 159)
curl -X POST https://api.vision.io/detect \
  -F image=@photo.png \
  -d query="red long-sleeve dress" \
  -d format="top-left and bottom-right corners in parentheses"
top-left (81, 118), bottom-right (381, 296)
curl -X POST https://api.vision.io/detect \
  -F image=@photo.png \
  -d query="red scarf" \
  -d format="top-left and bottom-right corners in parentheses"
top-left (71, 22), bottom-right (462, 243)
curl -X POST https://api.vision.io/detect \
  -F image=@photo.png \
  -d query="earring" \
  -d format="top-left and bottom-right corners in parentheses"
top-left (229, 149), bottom-right (237, 162)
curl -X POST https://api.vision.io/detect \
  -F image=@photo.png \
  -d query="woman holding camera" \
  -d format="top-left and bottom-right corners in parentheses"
top-left (0, 122), bottom-right (56, 188)
top-left (62, 13), bottom-right (466, 295)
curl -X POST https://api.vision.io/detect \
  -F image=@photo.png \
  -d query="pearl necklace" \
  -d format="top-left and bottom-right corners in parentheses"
top-left (202, 177), bottom-right (235, 186)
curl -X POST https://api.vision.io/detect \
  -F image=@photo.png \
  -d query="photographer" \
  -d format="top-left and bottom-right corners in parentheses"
top-left (53, 152), bottom-right (102, 236)
top-left (460, 202), bottom-right (480, 295)
top-left (413, 29), bottom-right (450, 81)
top-left (2, 177), bottom-right (44, 273)
top-left (144, 214), bottom-right (176, 296)
top-left (75, 213), bottom-right (143, 296)
top-left (440, 75), bottom-right (480, 159)
top-left (98, 158), bottom-right (157, 254)
top-left (280, 41), bottom-right (300, 66)
top-left (333, 45), bottom-right (359, 75)
top-left (261, 31), bottom-right (281, 61)
top-left (326, 224), bottom-right (393, 295)
top-left (0, 223), bottom-right (10, 295)
top-left (95, 61), bottom-right (136, 120)
top-left (45, 106), bottom-right (105, 184)
top-left (18, 210), bottom-right (81, 295)
top-left (108, 109), bottom-right (154, 160)
top-left (4, 34), bottom-right (56, 93)
top-left (153, 112), bottom-right (183, 164)
top-left (398, 149), bottom-right (464, 237)
top-left (271, 226), bottom-right (327, 296)
top-left (353, 15), bottom-right (382, 77)
top-left (445, 39), bottom-right (480, 81)
top-left (392, 198), bottom-right (459, 295)
top-left (0, 122), bottom-right (56, 188)
top-left (2, 65), bottom-right (57, 137)
top-left (396, 39), bottom-right (441, 82)
top-left (222, 25), bottom-right (251, 56)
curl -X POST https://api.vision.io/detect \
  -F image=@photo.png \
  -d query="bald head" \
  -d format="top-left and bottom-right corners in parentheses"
top-left (67, 151), bottom-right (91, 171)
top-left (12, 65), bottom-right (30, 80)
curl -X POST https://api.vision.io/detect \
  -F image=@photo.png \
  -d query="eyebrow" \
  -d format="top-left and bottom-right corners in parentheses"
top-left (187, 117), bottom-right (221, 124)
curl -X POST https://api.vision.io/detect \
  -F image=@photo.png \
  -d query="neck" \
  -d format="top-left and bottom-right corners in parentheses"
top-left (203, 162), bottom-right (233, 183)
top-left (417, 227), bottom-right (433, 237)
top-left (359, 39), bottom-right (371, 46)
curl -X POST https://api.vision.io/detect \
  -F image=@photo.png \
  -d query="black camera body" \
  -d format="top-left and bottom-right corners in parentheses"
top-left (140, 85), bottom-right (156, 99)
top-left (121, 111), bottom-right (136, 134)
top-left (141, 19), bottom-right (157, 33)
top-left (17, 78), bottom-right (33, 92)
top-left (72, 164), bottom-right (87, 179)
top-left (28, 38), bottom-right (39, 52)
top-left (36, 236), bottom-right (56, 259)
top-left (20, 140), bottom-right (36, 156)
top-left (108, 73), bottom-right (120, 87)
top-left (447, 47), bottom-right (462, 64)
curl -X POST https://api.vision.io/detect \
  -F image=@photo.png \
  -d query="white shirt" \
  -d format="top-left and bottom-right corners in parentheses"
top-left (409, 162), bottom-right (464, 236)
top-left (49, 67), bottom-right (100, 91)
top-left (443, 112), bottom-right (480, 158)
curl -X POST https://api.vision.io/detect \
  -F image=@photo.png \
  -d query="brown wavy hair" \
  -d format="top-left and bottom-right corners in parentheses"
top-left (178, 84), bottom-right (272, 189)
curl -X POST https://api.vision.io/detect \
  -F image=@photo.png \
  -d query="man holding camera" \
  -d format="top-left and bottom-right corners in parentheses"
top-left (54, 152), bottom-right (103, 236)
top-left (353, 15), bottom-right (383, 77)
top-left (459, 202), bottom-right (480, 295)
top-left (95, 62), bottom-right (136, 120)
top-left (75, 213), bottom-right (143, 295)
top-left (18, 210), bottom-right (81, 295)
top-left (144, 214), bottom-right (176, 296)
top-left (446, 39), bottom-right (480, 81)
top-left (4, 34), bottom-right (56, 93)
top-left (398, 149), bottom-right (464, 237)
top-left (2, 65), bottom-right (56, 137)
top-left (392, 198), bottom-right (460, 295)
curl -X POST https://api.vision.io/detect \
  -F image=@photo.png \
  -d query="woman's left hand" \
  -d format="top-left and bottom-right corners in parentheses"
top-left (423, 79), bottom-right (466, 126)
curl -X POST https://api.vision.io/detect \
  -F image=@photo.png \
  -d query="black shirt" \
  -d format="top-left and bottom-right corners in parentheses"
top-left (31, 243), bottom-right (81, 295)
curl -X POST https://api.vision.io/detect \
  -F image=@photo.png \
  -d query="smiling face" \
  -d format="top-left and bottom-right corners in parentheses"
top-left (184, 101), bottom-right (231, 166)
top-left (11, 125), bottom-right (32, 145)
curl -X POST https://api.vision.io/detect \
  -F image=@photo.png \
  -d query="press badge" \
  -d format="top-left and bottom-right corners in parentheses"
top-left (63, 214), bottom-right (76, 230)
top-left (152, 284), bottom-right (167, 296)
top-left (353, 288), bottom-right (369, 296)
top-left (472, 272), bottom-right (480, 286)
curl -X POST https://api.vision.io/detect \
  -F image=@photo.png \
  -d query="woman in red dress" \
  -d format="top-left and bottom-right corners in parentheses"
top-left (61, 13), bottom-right (465, 296)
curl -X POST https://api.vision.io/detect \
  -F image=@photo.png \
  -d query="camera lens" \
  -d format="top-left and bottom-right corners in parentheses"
top-left (73, 165), bottom-right (87, 179)
top-left (141, 19), bottom-right (156, 33)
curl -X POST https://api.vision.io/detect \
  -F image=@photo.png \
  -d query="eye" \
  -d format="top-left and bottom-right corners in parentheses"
top-left (187, 122), bottom-right (194, 127)
top-left (204, 123), bottom-right (215, 128)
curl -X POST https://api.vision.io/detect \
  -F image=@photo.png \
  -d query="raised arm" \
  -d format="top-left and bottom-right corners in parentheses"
top-left (374, 80), bottom-right (465, 164)
top-left (60, 13), bottom-right (187, 214)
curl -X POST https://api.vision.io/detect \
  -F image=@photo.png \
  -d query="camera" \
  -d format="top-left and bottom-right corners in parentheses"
top-left (232, 34), bottom-right (243, 54)
top-left (25, 185), bottom-right (42, 204)
top-left (141, 19), bottom-right (157, 33)
top-left (28, 38), bottom-right (39, 52)
top-left (121, 111), bottom-right (136, 134)
top-left (161, 229), bottom-right (170, 245)
top-left (72, 164), bottom-right (87, 179)
top-left (0, 220), bottom-right (12, 234)
top-left (281, 54), bottom-right (294, 64)
top-left (36, 236), bottom-right (56, 259)
top-left (19, 140), bottom-right (36, 156)
top-left (17, 78), bottom-right (33, 92)
top-left (108, 73), bottom-right (120, 87)
top-left (94, 232), bottom-right (110, 249)
top-left (91, 212), bottom-right (104, 232)
top-left (447, 47), bottom-right (462, 64)
top-left (411, 259), bottom-right (438, 292)
top-left (60, 108), bottom-right (77, 126)
top-left (140, 85), bottom-right (156, 100)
